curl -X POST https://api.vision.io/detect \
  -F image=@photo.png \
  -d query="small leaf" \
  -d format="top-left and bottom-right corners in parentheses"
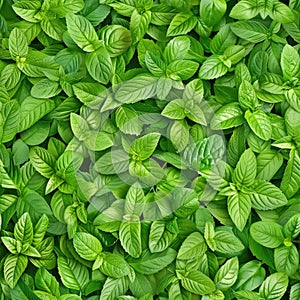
top-left (250, 221), bottom-right (284, 248)
top-left (73, 232), bottom-right (102, 261)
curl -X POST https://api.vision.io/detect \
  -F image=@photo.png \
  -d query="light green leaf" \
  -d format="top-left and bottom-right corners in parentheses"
top-left (169, 120), bottom-right (189, 152)
top-left (119, 218), bottom-right (142, 258)
top-left (177, 232), bottom-right (207, 260)
top-left (280, 148), bottom-right (300, 198)
top-left (200, 0), bottom-right (226, 26)
top-left (130, 133), bottom-right (160, 160)
top-left (214, 257), bottom-right (239, 291)
top-left (18, 97), bottom-right (55, 132)
top-left (73, 232), bottom-right (102, 261)
top-left (14, 213), bottom-right (33, 250)
top-left (86, 46), bottom-right (112, 84)
top-left (167, 12), bottom-right (197, 37)
top-left (210, 102), bottom-right (245, 129)
top-left (29, 147), bottom-right (55, 178)
top-left (259, 272), bottom-right (288, 300)
top-left (0, 100), bottom-right (20, 143)
top-left (250, 221), bottom-right (284, 248)
top-left (283, 214), bottom-right (300, 240)
top-left (128, 248), bottom-right (177, 275)
top-left (4, 254), bottom-right (28, 289)
top-left (180, 270), bottom-right (216, 295)
top-left (66, 13), bottom-right (100, 52)
top-left (214, 229), bottom-right (245, 254)
top-left (280, 44), bottom-right (300, 80)
top-left (232, 148), bottom-right (256, 187)
top-left (250, 180), bottom-right (288, 211)
top-left (256, 150), bottom-right (283, 181)
top-left (57, 256), bottom-right (89, 290)
top-left (245, 110), bottom-right (272, 141)
top-left (274, 244), bottom-right (299, 275)
top-left (114, 76), bottom-right (158, 104)
top-left (9, 27), bottom-right (28, 59)
top-left (100, 252), bottom-right (131, 278)
top-left (102, 25), bottom-right (132, 57)
top-left (228, 192), bottom-right (251, 232)
top-left (199, 56), bottom-right (229, 80)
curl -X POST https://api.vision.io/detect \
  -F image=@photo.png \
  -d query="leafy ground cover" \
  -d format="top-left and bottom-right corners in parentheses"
top-left (0, 0), bottom-right (300, 299)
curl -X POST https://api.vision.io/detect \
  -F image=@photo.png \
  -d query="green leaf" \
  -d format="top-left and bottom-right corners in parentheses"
top-left (164, 36), bottom-right (191, 63)
top-left (234, 290), bottom-right (260, 300)
top-left (57, 256), bottom-right (89, 290)
top-left (280, 44), bottom-right (300, 80)
top-left (167, 12), bottom-right (197, 37)
top-left (214, 229), bottom-right (245, 254)
top-left (94, 149), bottom-right (130, 175)
top-left (238, 80), bottom-right (258, 110)
top-left (29, 147), bottom-right (55, 178)
top-left (167, 59), bottom-right (199, 80)
top-left (31, 79), bottom-right (61, 99)
top-left (280, 148), bottom-right (300, 198)
top-left (9, 27), bottom-right (28, 59)
top-left (148, 219), bottom-right (178, 253)
top-left (256, 150), bottom-right (283, 181)
top-left (1, 237), bottom-right (18, 254)
top-left (169, 120), bottom-right (189, 152)
top-left (35, 268), bottom-right (60, 297)
top-left (128, 248), bottom-right (177, 275)
top-left (102, 25), bottom-right (131, 57)
top-left (271, 2), bottom-right (294, 24)
top-left (1, 64), bottom-right (21, 91)
top-left (100, 253), bottom-right (131, 278)
top-left (130, 133), bottom-right (160, 160)
top-left (250, 221), bottom-right (284, 248)
top-left (250, 180), bottom-right (288, 211)
top-left (4, 254), bottom-right (28, 289)
top-left (200, 0), bottom-right (226, 26)
top-left (290, 283), bottom-right (300, 300)
top-left (18, 97), bottom-right (55, 132)
top-left (17, 189), bottom-right (53, 223)
top-left (232, 149), bottom-right (257, 187)
top-left (115, 106), bottom-right (143, 135)
top-left (0, 100), bottom-right (20, 143)
top-left (12, 0), bottom-right (41, 23)
top-left (259, 272), bottom-right (288, 300)
top-left (230, 21), bottom-right (268, 43)
top-left (199, 56), bottom-right (228, 80)
top-left (66, 13), bottom-right (100, 52)
top-left (100, 277), bottom-right (129, 300)
top-left (234, 260), bottom-right (266, 291)
top-left (274, 244), bottom-right (299, 275)
top-left (283, 214), bottom-right (300, 240)
top-left (230, 0), bottom-right (259, 20)
top-left (228, 192), bottom-right (251, 232)
top-left (210, 102), bottom-right (245, 130)
top-left (14, 213), bottom-right (33, 250)
top-left (161, 99), bottom-right (185, 120)
top-left (32, 214), bottom-right (49, 246)
top-left (40, 18), bottom-right (65, 41)
top-left (114, 76), bottom-right (158, 104)
top-left (245, 110), bottom-right (272, 141)
top-left (86, 46), bottom-right (113, 84)
top-left (119, 218), bottom-right (142, 258)
top-left (73, 232), bottom-right (102, 261)
top-left (177, 232), bottom-right (207, 260)
top-left (180, 270), bottom-right (216, 295)
top-left (130, 10), bottom-right (151, 43)
top-left (214, 257), bottom-right (239, 291)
